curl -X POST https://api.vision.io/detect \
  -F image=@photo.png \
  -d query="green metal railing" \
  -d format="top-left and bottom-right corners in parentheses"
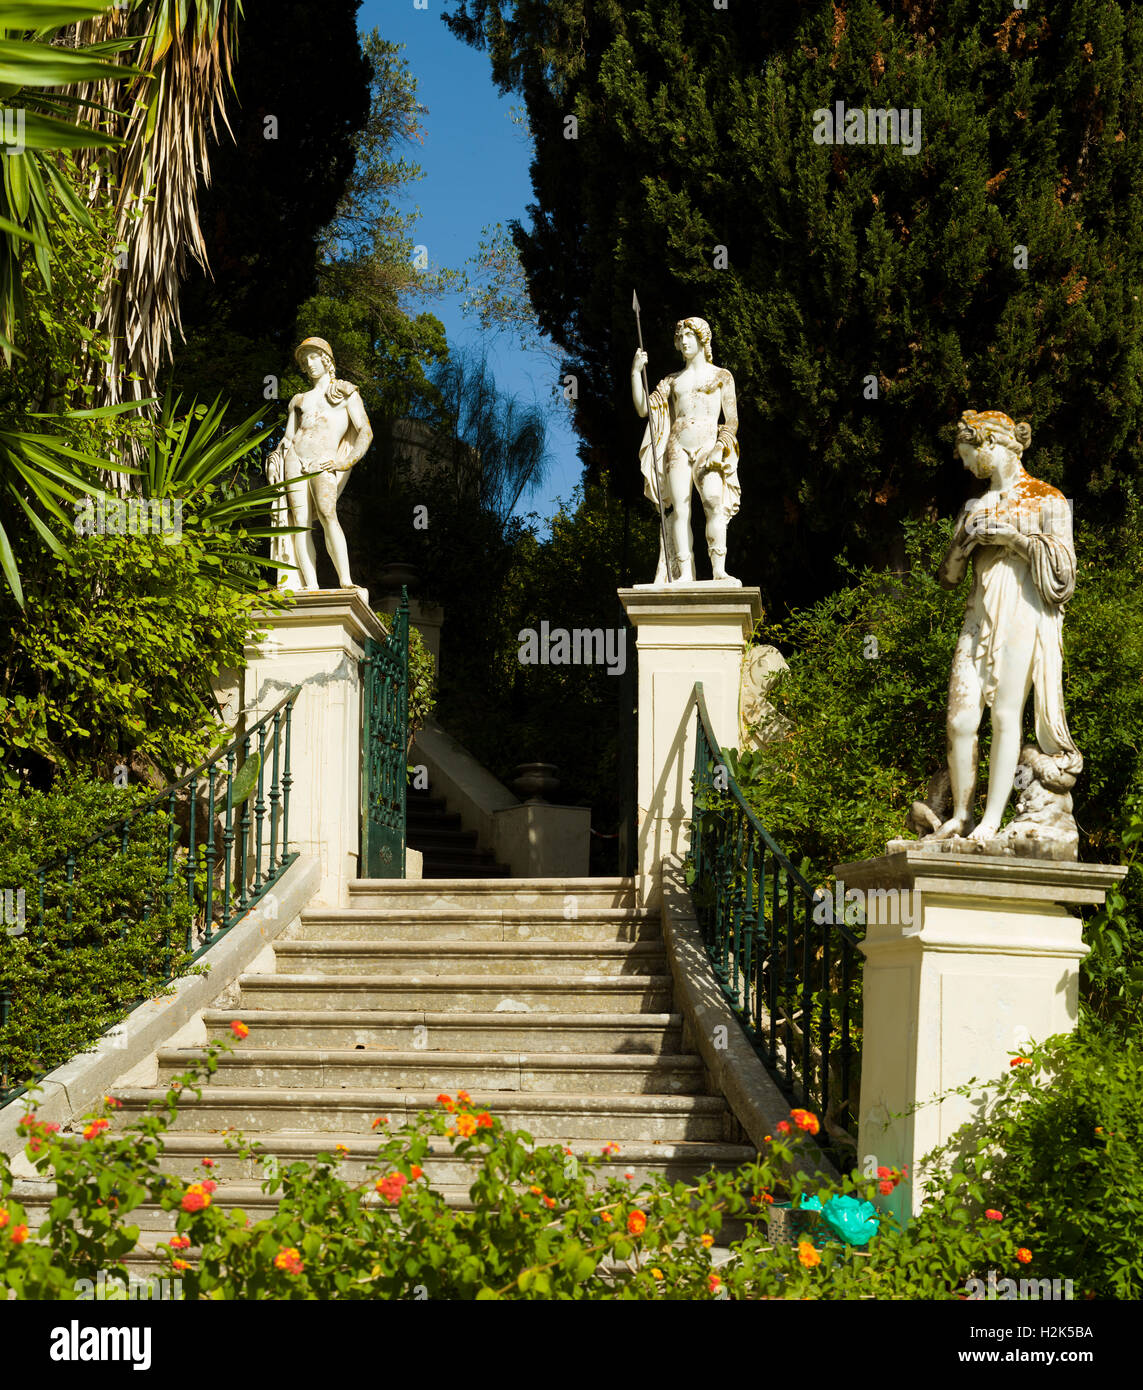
top-left (361, 590), bottom-right (409, 879)
top-left (688, 682), bottom-right (860, 1144)
top-left (0, 684), bottom-right (302, 1107)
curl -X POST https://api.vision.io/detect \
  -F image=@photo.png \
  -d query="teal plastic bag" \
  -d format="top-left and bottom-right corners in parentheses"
top-left (797, 1193), bottom-right (880, 1247)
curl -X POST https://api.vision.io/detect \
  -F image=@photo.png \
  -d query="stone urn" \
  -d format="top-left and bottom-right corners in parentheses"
top-left (510, 763), bottom-right (560, 803)
top-left (379, 562), bottom-right (420, 597)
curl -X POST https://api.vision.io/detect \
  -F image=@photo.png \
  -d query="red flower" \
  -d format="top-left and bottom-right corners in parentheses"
top-left (371, 1116), bottom-right (389, 1130)
top-left (11, 1225), bottom-right (28, 1244)
top-left (201, 1158), bottom-right (215, 1169)
top-left (82, 1119), bottom-right (109, 1141)
top-left (790, 1108), bottom-right (820, 1136)
top-left (601, 1141), bottom-right (621, 1157)
top-left (776, 1121), bottom-right (791, 1136)
top-left (878, 1180), bottom-right (894, 1195)
top-left (103, 1095), bottom-right (122, 1110)
top-left (181, 1184), bottom-right (210, 1214)
top-left (476, 1112), bottom-right (493, 1129)
top-left (436, 1093), bottom-right (453, 1107)
top-left (274, 1247), bottom-right (304, 1275)
top-left (708, 1273), bottom-right (721, 1293)
top-left (172, 1259), bottom-right (190, 1272)
top-left (230, 1020), bottom-right (249, 1040)
top-left (1015, 1248), bottom-right (1032, 1264)
top-left (169, 1236), bottom-right (191, 1251)
top-left (543, 1196), bottom-right (556, 1209)
top-left (751, 1191), bottom-right (774, 1206)
top-left (985, 1209), bottom-right (1003, 1221)
top-left (376, 1173), bottom-right (408, 1204)
top-left (410, 1165), bottom-right (423, 1181)
top-left (456, 1090), bottom-right (472, 1104)
top-left (201, 1180), bottom-right (218, 1195)
top-left (627, 1210), bottom-right (647, 1236)
top-left (1009, 1056), bottom-right (1031, 1067)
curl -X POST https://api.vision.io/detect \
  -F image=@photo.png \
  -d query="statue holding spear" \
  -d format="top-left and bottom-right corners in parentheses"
top-left (630, 301), bottom-right (741, 584)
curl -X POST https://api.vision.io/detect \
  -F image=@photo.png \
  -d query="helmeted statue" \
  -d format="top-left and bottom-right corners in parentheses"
top-left (631, 317), bottom-right (741, 584)
top-left (267, 336), bottom-right (373, 592)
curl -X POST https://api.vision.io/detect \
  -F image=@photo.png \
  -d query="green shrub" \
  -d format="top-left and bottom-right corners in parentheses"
top-left (0, 778), bottom-right (199, 1095)
top-left (0, 1051), bottom-right (1038, 1301)
top-left (921, 1026), bottom-right (1143, 1300)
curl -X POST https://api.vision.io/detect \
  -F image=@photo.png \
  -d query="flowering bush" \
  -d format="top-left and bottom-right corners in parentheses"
top-left (0, 1045), bottom-right (1047, 1300)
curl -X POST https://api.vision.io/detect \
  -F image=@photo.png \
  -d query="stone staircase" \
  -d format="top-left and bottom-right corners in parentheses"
top-left (86, 879), bottom-right (758, 1262)
top-left (406, 784), bottom-right (510, 878)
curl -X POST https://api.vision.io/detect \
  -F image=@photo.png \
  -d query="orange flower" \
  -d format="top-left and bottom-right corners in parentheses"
top-left (169, 1236), bottom-right (191, 1250)
top-left (878, 1180), bottom-right (894, 1195)
top-left (650, 1268), bottom-right (664, 1281)
top-left (600, 1211), bottom-right (613, 1223)
top-left (751, 1191), bottom-right (774, 1206)
top-left (543, 1196), bottom-right (556, 1209)
top-left (708, 1274), bottom-right (721, 1293)
top-left (985, 1209), bottom-right (1003, 1221)
top-left (230, 1020), bottom-right (249, 1040)
top-left (797, 1241), bottom-right (821, 1269)
top-left (334, 1144), bottom-right (349, 1156)
top-left (181, 1185), bottom-right (210, 1214)
top-left (103, 1095), bottom-right (122, 1110)
top-left (601, 1141), bottom-right (621, 1157)
top-left (700, 1233), bottom-right (714, 1249)
top-left (776, 1121), bottom-right (791, 1135)
top-left (274, 1246), bottom-right (304, 1275)
top-left (172, 1259), bottom-right (190, 1272)
top-left (455, 1113), bottom-right (477, 1138)
top-left (1016, 1248), bottom-right (1032, 1264)
top-left (627, 1210), bottom-right (647, 1236)
top-left (790, 1108), bottom-right (820, 1136)
top-left (371, 1116), bottom-right (389, 1130)
top-left (436, 1093), bottom-right (453, 1108)
top-left (456, 1090), bottom-right (472, 1104)
top-left (0, 1209), bottom-right (9, 1229)
top-left (410, 1165), bottom-right (423, 1181)
top-left (763, 1135), bottom-right (772, 1143)
top-left (376, 1173), bottom-right (408, 1204)
top-left (476, 1112), bottom-right (493, 1129)
top-left (529, 1185), bottom-right (543, 1196)
top-left (82, 1118), bottom-right (109, 1141)
top-left (11, 1225), bottom-right (29, 1244)
top-left (1009, 1056), bottom-right (1031, 1067)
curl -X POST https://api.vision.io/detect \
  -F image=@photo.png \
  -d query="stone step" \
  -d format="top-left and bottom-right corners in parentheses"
top-left (140, 1133), bottom-right (758, 1187)
top-left (157, 1048), bottom-right (708, 1095)
top-left (406, 827), bottom-right (480, 849)
top-left (271, 940), bottom-right (666, 978)
top-left (112, 1087), bottom-right (737, 1141)
top-left (292, 908), bottom-right (660, 943)
top-left (347, 877), bottom-right (638, 911)
top-left (202, 1009), bottom-right (683, 1053)
top-left (237, 973), bottom-right (674, 1014)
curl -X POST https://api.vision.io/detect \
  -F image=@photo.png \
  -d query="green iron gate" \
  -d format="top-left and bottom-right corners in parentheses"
top-left (361, 589), bottom-right (409, 878)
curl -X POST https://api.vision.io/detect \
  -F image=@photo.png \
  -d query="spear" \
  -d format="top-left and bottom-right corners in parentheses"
top-left (632, 290), bottom-right (672, 584)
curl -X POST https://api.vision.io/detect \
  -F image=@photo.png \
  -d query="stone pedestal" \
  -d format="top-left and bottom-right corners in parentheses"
top-left (836, 847), bottom-right (1126, 1221)
top-left (618, 584), bottom-right (763, 903)
top-left (244, 590), bottom-right (386, 907)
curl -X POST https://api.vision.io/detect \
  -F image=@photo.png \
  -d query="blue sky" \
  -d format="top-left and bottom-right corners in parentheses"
top-left (358, 0), bottom-right (583, 525)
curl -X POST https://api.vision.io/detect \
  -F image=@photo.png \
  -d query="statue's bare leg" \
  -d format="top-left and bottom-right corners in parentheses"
top-left (969, 651), bottom-right (1034, 841)
top-left (286, 472), bottom-right (318, 589)
top-left (313, 469), bottom-right (354, 588)
top-left (664, 443), bottom-right (695, 581)
top-left (935, 638), bottom-right (984, 839)
top-left (699, 471), bottom-right (737, 583)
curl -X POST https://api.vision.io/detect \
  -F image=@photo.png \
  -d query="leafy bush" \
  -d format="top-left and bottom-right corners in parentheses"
top-left (0, 779), bottom-right (199, 1096)
top-left (748, 513), bottom-right (1143, 883)
top-left (0, 1049), bottom-right (1039, 1301)
top-left (922, 1027), bottom-right (1143, 1300)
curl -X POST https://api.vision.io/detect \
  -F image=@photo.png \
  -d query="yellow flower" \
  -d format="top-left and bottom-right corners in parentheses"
top-left (700, 1233), bottom-right (714, 1249)
top-left (797, 1241), bottom-right (821, 1269)
top-left (650, 1268), bottom-right (664, 1280)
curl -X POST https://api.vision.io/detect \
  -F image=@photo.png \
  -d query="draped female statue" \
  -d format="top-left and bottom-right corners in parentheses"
top-left (932, 409), bottom-right (1081, 848)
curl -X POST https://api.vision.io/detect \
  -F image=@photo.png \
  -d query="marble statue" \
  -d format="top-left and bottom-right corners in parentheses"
top-left (631, 317), bottom-right (740, 584)
top-left (267, 337), bottom-right (373, 592)
top-left (907, 408), bottom-right (1082, 859)
top-left (739, 643), bottom-right (792, 749)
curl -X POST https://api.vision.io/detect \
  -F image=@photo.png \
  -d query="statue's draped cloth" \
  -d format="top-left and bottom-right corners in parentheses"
top-left (962, 485), bottom-right (1082, 778)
